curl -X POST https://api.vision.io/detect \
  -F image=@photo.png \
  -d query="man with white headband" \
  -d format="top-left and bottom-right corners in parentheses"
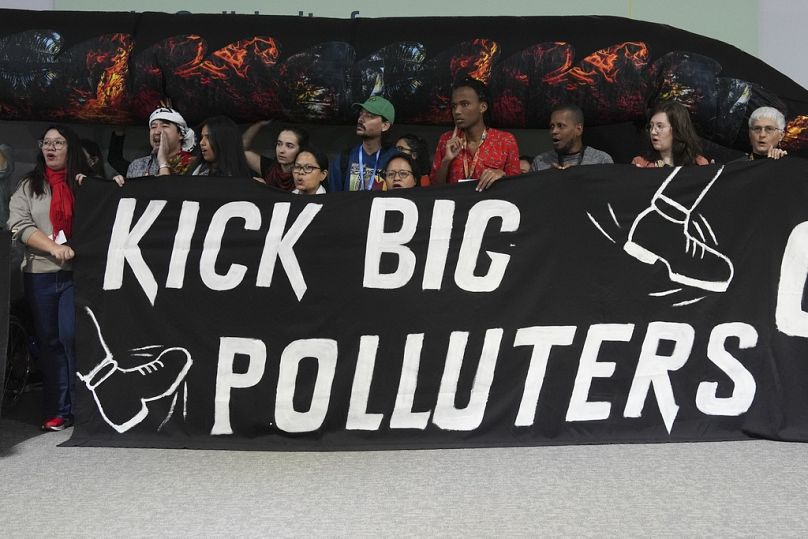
top-left (126, 107), bottom-right (197, 178)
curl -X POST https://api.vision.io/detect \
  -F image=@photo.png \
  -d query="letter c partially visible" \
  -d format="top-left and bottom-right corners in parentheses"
top-left (776, 221), bottom-right (808, 338)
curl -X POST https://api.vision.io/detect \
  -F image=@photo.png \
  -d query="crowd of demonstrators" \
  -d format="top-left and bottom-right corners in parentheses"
top-left (531, 104), bottom-right (613, 171)
top-left (632, 101), bottom-right (710, 167)
top-left (243, 120), bottom-right (309, 190)
top-left (292, 147), bottom-right (328, 195)
top-left (4, 74), bottom-right (795, 435)
top-left (430, 77), bottom-right (521, 191)
top-left (7, 125), bottom-right (89, 431)
top-left (329, 96), bottom-right (397, 192)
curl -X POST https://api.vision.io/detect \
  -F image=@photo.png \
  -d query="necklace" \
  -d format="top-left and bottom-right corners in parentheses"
top-left (557, 146), bottom-right (587, 167)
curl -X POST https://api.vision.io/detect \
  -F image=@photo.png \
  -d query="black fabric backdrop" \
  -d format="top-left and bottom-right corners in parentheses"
top-left (65, 161), bottom-right (808, 450)
top-left (0, 10), bottom-right (807, 154)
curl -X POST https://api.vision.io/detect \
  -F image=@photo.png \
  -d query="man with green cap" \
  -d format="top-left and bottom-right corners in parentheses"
top-left (329, 95), bottom-right (397, 192)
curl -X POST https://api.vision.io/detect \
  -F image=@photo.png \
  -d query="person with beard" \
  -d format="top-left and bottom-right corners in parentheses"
top-left (531, 104), bottom-right (613, 171)
top-left (8, 125), bottom-right (91, 431)
top-left (328, 96), bottom-right (397, 192)
top-left (431, 77), bottom-right (520, 191)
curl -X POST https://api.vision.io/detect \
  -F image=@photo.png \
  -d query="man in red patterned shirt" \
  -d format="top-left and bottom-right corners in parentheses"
top-left (430, 77), bottom-right (521, 191)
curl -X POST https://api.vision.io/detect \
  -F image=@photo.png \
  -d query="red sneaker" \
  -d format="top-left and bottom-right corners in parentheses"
top-left (41, 416), bottom-right (74, 431)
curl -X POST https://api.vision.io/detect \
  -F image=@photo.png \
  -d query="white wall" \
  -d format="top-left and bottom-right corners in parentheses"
top-left (758, 0), bottom-right (808, 89)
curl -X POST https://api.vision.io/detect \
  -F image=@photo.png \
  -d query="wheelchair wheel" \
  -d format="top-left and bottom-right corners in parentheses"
top-left (2, 315), bottom-right (32, 411)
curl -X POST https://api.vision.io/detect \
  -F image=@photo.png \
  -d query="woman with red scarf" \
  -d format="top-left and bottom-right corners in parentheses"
top-left (8, 125), bottom-right (89, 431)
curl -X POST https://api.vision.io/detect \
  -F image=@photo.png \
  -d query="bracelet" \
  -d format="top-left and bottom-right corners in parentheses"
top-left (158, 163), bottom-right (170, 169)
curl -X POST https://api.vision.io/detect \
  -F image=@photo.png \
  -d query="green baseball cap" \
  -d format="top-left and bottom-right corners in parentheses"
top-left (354, 95), bottom-right (395, 124)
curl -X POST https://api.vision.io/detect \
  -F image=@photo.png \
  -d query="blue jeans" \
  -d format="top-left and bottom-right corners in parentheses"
top-left (24, 271), bottom-right (75, 419)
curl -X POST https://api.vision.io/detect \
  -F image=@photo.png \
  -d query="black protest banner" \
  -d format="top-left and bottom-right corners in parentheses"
top-left (65, 160), bottom-right (808, 450)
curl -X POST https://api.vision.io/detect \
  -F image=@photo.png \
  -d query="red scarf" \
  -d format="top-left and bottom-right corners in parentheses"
top-left (264, 161), bottom-right (294, 191)
top-left (45, 167), bottom-right (74, 240)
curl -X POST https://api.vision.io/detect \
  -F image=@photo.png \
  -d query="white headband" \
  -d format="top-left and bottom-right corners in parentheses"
top-left (148, 107), bottom-right (196, 152)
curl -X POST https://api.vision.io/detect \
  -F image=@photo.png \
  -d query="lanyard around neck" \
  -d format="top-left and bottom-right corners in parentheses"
top-left (462, 129), bottom-right (487, 178)
top-left (358, 148), bottom-right (381, 191)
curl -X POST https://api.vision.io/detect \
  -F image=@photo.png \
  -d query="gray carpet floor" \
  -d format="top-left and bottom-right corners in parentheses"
top-left (2, 391), bottom-right (807, 537)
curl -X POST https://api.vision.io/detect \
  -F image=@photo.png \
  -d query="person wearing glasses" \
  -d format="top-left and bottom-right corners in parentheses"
top-left (740, 106), bottom-right (788, 161)
top-left (632, 101), bottom-right (710, 167)
top-left (127, 105), bottom-right (197, 178)
top-left (394, 134), bottom-right (431, 186)
top-left (329, 96), bottom-right (397, 192)
top-left (431, 77), bottom-right (521, 191)
top-left (382, 152), bottom-right (419, 190)
top-left (7, 125), bottom-right (91, 431)
top-left (292, 147), bottom-right (328, 195)
top-left (192, 116), bottom-right (253, 177)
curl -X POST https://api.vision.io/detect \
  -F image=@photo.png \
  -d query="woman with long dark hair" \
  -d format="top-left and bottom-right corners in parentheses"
top-left (7, 125), bottom-right (90, 431)
top-left (192, 116), bottom-right (253, 177)
top-left (632, 101), bottom-right (710, 167)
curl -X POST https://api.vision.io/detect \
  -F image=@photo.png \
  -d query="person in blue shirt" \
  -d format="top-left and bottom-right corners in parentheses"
top-left (328, 96), bottom-right (397, 192)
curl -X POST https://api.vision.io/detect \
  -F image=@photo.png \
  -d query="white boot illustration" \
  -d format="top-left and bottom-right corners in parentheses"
top-left (77, 307), bottom-right (193, 433)
top-left (623, 166), bottom-right (734, 293)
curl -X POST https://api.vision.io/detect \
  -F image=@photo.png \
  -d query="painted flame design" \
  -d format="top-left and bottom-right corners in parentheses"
top-left (66, 33), bottom-right (133, 121)
top-left (541, 43), bottom-right (575, 86)
top-left (571, 42), bottom-right (648, 85)
top-left (449, 39), bottom-right (499, 81)
top-left (782, 115), bottom-right (808, 149)
top-left (176, 36), bottom-right (280, 82)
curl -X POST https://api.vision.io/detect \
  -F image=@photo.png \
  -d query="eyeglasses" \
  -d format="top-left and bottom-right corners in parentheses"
top-left (384, 169), bottom-right (414, 180)
top-left (38, 139), bottom-right (67, 150)
top-left (292, 164), bottom-right (321, 174)
top-left (749, 126), bottom-right (781, 134)
top-left (647, 123), bottom-right (671, 133)
top-left (395, 145), bottom-right (413, 155)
